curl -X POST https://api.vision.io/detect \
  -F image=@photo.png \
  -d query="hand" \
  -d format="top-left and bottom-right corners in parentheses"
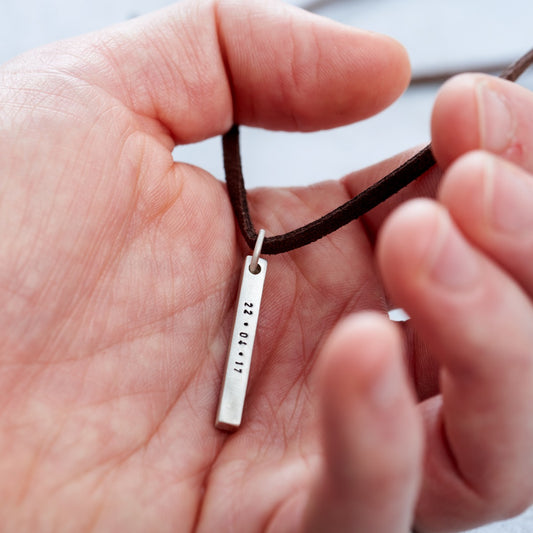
top-left (0, 1), bottom-right (531, 533)
top-left (0, 0), bottom-right (411, 530)
top-left (349, 67), bottom-right (533, 530)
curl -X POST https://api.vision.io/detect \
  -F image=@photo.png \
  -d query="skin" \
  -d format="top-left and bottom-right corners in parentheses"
top-left (0, 0), bottom-right (532, 531)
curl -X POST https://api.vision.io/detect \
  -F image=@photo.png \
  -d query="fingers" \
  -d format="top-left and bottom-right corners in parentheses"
top-left (343, 70), bottom-right (533, 246)
top-left (376, 73), bottom-right (533, 529)
top-left (378, 199), bottom-right (533, 529)
top-left (440, 151), bottom-right (533, 295)
top-left (432, 73), bottom-right (533, 170)
top-left (17, 0), bottom-right (409, 142)
top-left (305, 313), bottom-right (422, 533)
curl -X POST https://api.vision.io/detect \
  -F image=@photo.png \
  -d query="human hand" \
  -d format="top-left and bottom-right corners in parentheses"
top-left (348, 62), bottom-right (533, 531)
top-left (1, 0), bottom-right (532, 532)
top-left (0, 0), bottom-right (413, 531)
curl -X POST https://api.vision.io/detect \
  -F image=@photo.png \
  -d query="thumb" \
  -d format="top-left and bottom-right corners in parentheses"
top-left (217, 0), bottom-right (410, 131)
top-left (305, 313), bottom-right (423, 533)
top-left (18, 0), bottom-right (410, 143)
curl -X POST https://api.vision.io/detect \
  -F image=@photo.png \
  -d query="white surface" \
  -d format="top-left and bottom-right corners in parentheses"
top-left (2, 1), bottom-right (533, 531)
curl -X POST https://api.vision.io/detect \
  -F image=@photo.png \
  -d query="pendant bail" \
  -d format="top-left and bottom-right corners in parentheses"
top-left (250, 229), bottom-right (265, 274)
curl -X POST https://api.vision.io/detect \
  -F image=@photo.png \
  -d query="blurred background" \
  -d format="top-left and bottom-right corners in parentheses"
top-left (2, 0), bottom-right (533, 189)
top-left (2, 1), bottom-right (533, 531)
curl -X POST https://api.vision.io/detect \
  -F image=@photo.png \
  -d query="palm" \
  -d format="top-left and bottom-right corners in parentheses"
top-left (0, 55), bottom-right (393, 529)
top-left (1, 57), bottom-right (412, 527)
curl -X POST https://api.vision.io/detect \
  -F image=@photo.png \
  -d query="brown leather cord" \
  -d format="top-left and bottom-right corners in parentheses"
top-left (409, 61), bottom-right (526, 86)
top-left (223, 48), bottom-right (533, 255)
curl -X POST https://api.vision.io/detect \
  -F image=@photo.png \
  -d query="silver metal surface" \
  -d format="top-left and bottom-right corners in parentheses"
top-left (250, 229), bottom-right (265, 275)
top-left (216, 255), bottom-right (267, 431)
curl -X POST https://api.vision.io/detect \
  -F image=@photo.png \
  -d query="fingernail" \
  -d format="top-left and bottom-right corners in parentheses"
top-left (477, 81), bottom-right (516, 153)
top-left (427, 212), bottom-right (480, 289)
top-left (486, 159), bottom-right (533, 233)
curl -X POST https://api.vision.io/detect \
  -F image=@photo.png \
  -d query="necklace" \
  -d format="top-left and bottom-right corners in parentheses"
top-left (215, 48), bottom-right (533, 430)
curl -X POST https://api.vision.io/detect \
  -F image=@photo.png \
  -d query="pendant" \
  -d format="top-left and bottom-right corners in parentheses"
top-left (216, 230), bottom-right (267, 431)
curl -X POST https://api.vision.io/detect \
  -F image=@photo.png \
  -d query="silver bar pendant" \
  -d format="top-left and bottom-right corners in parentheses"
top-left (216, 236), bottom-right (267, 431)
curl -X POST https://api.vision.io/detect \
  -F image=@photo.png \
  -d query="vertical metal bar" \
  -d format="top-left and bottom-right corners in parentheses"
top-left (216, 255), bottom-right (267, 431)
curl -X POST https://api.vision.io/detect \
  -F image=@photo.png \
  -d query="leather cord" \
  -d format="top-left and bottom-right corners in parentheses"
top-left (223, 48), bottom-right (533, 255)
